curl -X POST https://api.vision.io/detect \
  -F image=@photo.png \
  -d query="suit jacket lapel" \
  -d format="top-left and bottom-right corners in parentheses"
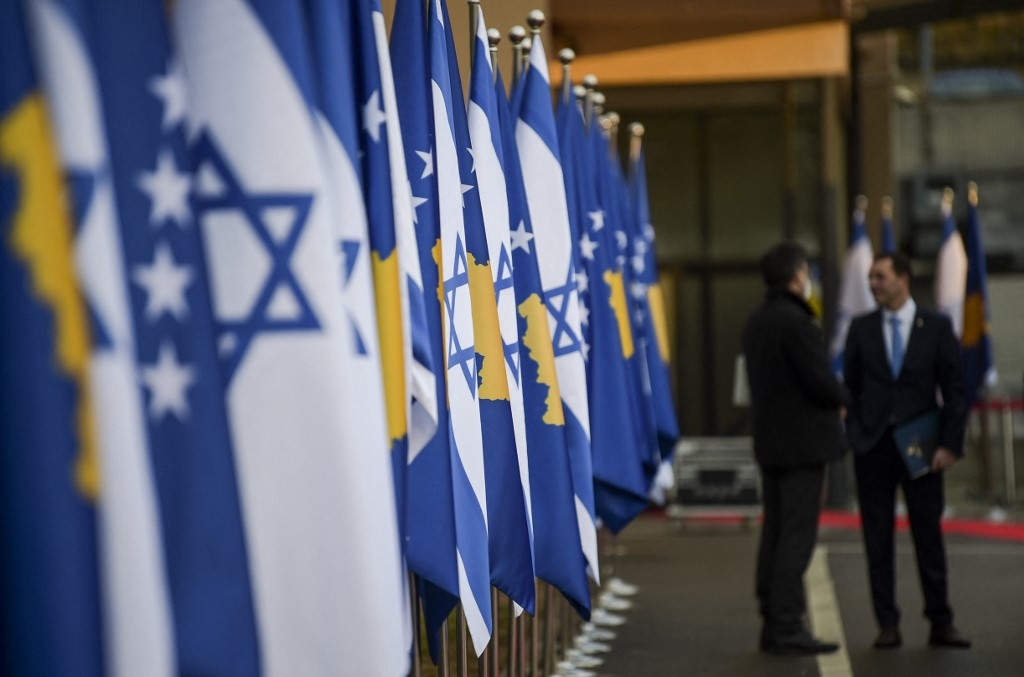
top-left (869, 309), bottom-right (892, 380)
top-left (903, 309), bottom-right (925, 370)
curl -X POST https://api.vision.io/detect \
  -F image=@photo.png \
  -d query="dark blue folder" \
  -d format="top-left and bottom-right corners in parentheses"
top-left (892, 410), bottom-right (941, 480)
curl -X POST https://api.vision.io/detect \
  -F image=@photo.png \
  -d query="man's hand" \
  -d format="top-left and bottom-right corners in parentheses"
top-left (931, 447), bottom-right (957, 472)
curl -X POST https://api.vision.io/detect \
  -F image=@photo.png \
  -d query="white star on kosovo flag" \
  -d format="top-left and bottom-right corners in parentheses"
top-left (141, 340), bottom-right (197, 422)
top-left (415, 149), bottom-right (433, 179)
top-left (149, 58), bottom-right (188, 130)
top-left (579, 232), bottom-right (599, 261)
top-left (587, 210), bottom-right (604, 231)
top-left (509, 220), bottom-right (533, 253)
top-left (133, 240), bottom-right (194, 321)
top-left (363, 90), bottom-right (387, 143)
top-left (137, 149), bottom-right (192, 228)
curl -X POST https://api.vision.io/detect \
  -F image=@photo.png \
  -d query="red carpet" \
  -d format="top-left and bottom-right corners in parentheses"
top-left (819, 509), bottom-right (1024, 542)
top-left (649, 508), bottom-right (1024, 542)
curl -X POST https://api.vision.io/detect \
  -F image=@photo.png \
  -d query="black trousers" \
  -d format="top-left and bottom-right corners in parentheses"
top-left (756, 463), bottom-right (826, 635)
top-left (853, 434), bottom-right (952, 629)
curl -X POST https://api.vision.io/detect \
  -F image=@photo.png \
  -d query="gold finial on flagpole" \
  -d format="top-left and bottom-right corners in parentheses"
top-left (968, 181), bottom-right (979, 207)
top-left (629, 122), bottom-right (644, 163)
top-left (487, 28), bottom-right (501, 84)
top-left (881, 195), bottom-right (893, 221)
top-left (508, 25), bottom-right (526, 88)
top-left (942, 186), bottom-right (954, 216)
top-left (558, 48), bottom-right (575, 104)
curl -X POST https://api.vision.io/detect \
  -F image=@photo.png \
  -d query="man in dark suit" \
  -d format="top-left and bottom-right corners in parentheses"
top-left (743, 242), bottom-right (848, 656)
top-left (844, 252), bottom-right (971, 649)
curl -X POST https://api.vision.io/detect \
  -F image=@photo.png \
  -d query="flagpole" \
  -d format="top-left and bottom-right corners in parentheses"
top-left (488, 589), bottom-right (499, 677)
top-left (559, 48), bottom-right (575, 105)
top-left (439, 613), bottom-right (451, 677)
top-left (533, 583), bottom-right (543, 676)
top-left (968, 181), bottom-right (995, 501)
top-left (629, 122), bottom-right (644, 164)
top-left (508, 25), bottom-right (526, 88)
top-left (409, 573), bottom-right (422, 677)
top-left (520, 36), bottom-right (532, 76)
top-left (508, 601), bottom-right (519, 677)
top-left (468, 0), bottom-right (480, 70)
top-left (526, 10), bottom-right (544, 78)
top-left (456, 607), bottom-right (469, 677)
top-left (606, 111), bottom-right (620, 160)
top-left (544, 585), bottom-right (557, 675)
top-left (488, 28), bottom-right (501, 85)
top-left (583, 74), bottom-right (597, 128)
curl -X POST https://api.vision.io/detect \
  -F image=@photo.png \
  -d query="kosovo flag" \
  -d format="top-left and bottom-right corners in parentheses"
top-left (961, 182), bottom-right (996, 406)
top-left (0, 3), bottom-right (104, 673)
top-left (496, 69), bottom-right (591, 617)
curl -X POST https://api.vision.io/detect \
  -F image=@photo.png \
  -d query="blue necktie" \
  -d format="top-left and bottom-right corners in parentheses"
top-left (890, 315), bottom-right (904, 378)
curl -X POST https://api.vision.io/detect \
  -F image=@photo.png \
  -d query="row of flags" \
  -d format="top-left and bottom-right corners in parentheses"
top-left (0, 0), bottom-right (680, 674)
top-left (829, 188), bottom-right (996, 405)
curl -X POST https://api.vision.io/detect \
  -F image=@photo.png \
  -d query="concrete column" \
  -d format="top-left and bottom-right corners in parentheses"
top-left (855, 31), bottom-right (898, 244)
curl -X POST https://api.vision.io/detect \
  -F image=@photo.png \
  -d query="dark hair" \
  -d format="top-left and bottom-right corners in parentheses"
top-left (759, 242), bottom-right (808, 289)
top-left (873, 252), bottom-right (913, 281)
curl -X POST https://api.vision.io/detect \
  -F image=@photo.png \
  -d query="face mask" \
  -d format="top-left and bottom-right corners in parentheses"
top-left (803, 277), bottom-right (813, 301)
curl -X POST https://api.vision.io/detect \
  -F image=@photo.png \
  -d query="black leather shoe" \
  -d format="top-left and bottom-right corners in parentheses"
top-left (873, 626), bottom-right (902, 649)
top-left (765, 631), bottom-right (839, 656)
top-left (929, 625), bottom-right (971, 649)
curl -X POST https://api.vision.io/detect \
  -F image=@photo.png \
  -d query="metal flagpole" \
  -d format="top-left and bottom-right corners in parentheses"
top-left (456, 607), bottom-right (469, 677)
top-left (525, 10), bottom-right (544, 77)
top-left (508, 25), bottom-right (525, 89)
top-left (531, 583), bottom-right (541, 677)
top-left (543, 585), bottom-right (556, 675)
top-left (519, 36), bottom-right (532, 77)
top-left (606, 111), bottom-right (620, 159)
top-left (468, 0), bottom-right (480, 71)
top-left (582, 74), bottom-right (597, 128)
top-left (508, 601), bottom-right (519, 677)
top-left (558, 48), bottom-right (575, 106)
top-left (410, 573), bottom-right (422, 677)
top-left (439, 612), bottom-right (450, 677)
top-left (488, 28), bottom-right (501, 86)
top-left (488, 589), bottom-right (499, 677)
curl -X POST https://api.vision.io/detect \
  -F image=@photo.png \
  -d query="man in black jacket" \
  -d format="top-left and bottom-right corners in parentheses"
top-left (844, 252), bottom-right (970, 649)
top-left (742, 242), bottom-right (848, 655)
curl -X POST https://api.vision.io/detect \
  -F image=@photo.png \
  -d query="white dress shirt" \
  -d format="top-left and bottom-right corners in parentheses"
top-left (882, 297), bottom-right (916, 373)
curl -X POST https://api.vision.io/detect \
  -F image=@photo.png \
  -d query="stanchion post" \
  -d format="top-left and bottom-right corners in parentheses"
top-left (1003, 398), bottom-right (1017, 502)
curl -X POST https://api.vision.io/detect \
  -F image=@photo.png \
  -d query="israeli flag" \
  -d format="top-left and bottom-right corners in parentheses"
top-left (515, 27), bottom-right (599, 584)
top-left (176, 0), bottom-right (407, 673)
top-left (829, 201), bottom-right (876, 375)
top-left (429, 0), bottom-right (492, 654)
top-left (935, 195), bottom-right (968, 338)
